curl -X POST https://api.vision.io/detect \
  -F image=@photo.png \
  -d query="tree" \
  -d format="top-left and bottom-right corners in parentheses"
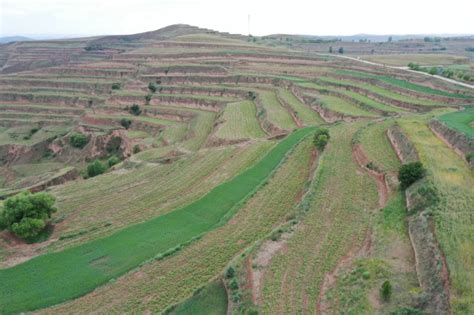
top-left (129, 104), bottom-right (141, 116)
top-left (120, 118), bottom-right (132, 129)
top-left (338, 47), bottom-right (344, 54)
top-left (398, 162), bottom-right (425, 189)
top-left (429, 67), bottom-right (438, 75)
top-left (329, 46), bottom-right (333, 53)
top-left (0, 191), bottom-right (57, 240)
top-left (313, 128), bottom-right (330, 151)
top-left (107, 155), bottom-right (120, 167)
top-left (381, 280), bottom-right (392, 301)
top-left (145, 93), bottom-right (152, 105)
top-left (87, 160), bottom-right (107, 178)
top-left (148, 82), bottom-right (157, 93)
top-left (388, 36), bottom-right (393, 42)
top-left (69, 133), bottom-right (89, 149)
top-left (111, 83), bottom-right (121, 90)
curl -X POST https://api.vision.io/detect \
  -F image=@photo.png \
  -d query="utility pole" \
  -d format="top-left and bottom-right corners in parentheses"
top-left (248, 14), bottom-right (251, 36)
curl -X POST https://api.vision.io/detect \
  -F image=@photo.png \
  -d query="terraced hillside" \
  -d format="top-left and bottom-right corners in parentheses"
top-left (0, 24), bottom-right (473, 314)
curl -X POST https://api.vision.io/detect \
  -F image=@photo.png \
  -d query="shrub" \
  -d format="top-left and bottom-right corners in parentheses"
top-left (428, 67), bottom-right (438, 75)
top-left (226, 266), bottom-right (235, 278)
top-left (111, 83), bottom-right (121, 90)
top-left (148, 82), bottom-right (157, 93)
top-left (466, 152), bottom-right (474, 162)
top-left (133, 145), bottom-right (141, 154)
top-left (69, 133), bottom-right (89, 149)
top-left (338, 47), bottom-right (344, 54)
top-left (0, 191), bottom-right (57, 240)
top-left (106, 136), bottom-right (122, 154)
top-left (389, 307), bottom-right (424, 315)
top-left (107, 156), bottom-right (120, 167)
top-left (381, 280), bottom-right (392, 301)
top-left (329, 46), bottom-right (333, 53)
top-left (398, 162), bottom-right (426, 189)
top-left (129, 104), bottom-right (141, 116)
top-left (313, 128), bottom-right (330, 151)
top-left (229, 279), bottom-right (239, 290)
top-left (86, 160), bottom-right (107, 178)
top-left (120, 118), bottom-right (132, 129)
top-left (145, 93), bottom-right (152, 105)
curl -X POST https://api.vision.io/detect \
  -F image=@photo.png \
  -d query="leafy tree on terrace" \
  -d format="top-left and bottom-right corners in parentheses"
top-left (338, 47), bottom-right (344, 54)
top-left (86, 160), bottom-right (107, 178)
top-left (129, 104), bottom-right (142, 116)
top-left (398, 161), bottom-right (426, 189)
top-left (69, 133), bottom-right (89, 149)
top-left (313, 128), bottom-right (330, 151)
top-left (329, 46), bottom-right (333, 53)
top-left (148, 82), bottom-right (158, 93)
top-left (111, 83), bottom-right (121, 90)
top-left (120, 118), bottom-right (132, 129)
top-left (0, 191), bottom-right (57, 240)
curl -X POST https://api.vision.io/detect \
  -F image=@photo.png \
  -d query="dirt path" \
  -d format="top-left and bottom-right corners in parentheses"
top-left (317, 53), bottom-right (474, 90)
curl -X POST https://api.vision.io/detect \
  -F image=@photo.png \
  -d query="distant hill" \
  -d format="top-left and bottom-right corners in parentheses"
top-left (0, 36), bottom-right (33, 44)
top-left (267, 33), bottom-right (474, 43)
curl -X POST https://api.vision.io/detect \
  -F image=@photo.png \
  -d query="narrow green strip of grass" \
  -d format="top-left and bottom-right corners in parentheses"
top-left (0, 127), bottom-right (314, 314)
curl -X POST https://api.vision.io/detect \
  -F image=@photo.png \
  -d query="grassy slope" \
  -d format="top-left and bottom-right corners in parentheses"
top-left (41, 136), bottom-right (315, 314)
top-left (399, 115), bottom-right (474, 313)
top-left (277, 88), bottom-right (323, 125)
top-left (260, 123), bottom-right (379, 313)
top-left (214, 101), bottom-right (265, 139)
top-left (0, 127), bottom-right (314, 314)
top-left (358, 120), bottom-right (401, 172)
top-left (316, 94), bottom-right (377, 117)
top-left (438, 107), bottom-right (474, 139)
top-left (258, 90), bottom-right (296, 130)
top-left (169, 281), bottom-right (228, 315)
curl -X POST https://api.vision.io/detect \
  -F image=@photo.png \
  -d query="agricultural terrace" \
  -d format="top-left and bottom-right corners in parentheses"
top-left (0, 24), bottom-right (473, 314)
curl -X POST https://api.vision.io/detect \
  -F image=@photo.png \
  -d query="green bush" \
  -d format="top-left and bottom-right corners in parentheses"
top-left (398, 162), bottom-right (426, 189)
top-left (129, 104), bottom-right (141, 116)
top-left (69, 133), bottom-right (89, 149)
top-left (0, 191), bottom-right (57, 240)
top-left (107, 156), bottom-right (120, 167)
top-left (133, 145), bottom-right (141, 154)
top-left (86, 160), bottom-right (107, 178)
top-left (120, 118), bottom-right (132, 129)
top-left (145, 93), bottom-right (152, 105)
top-left (313, 128), bottom-right (330, 151)
top-left (389, 307), bottom-right (424, 315)
top-left (381, 280), bottom-right (392, 301)
top-left (111, 83), bottom-right (121, 90)
top-left (148, 82), bottom-right (157, 93)
top-left (428, 67), bottom-right (438, 75)
top-left (226, 266), bottom-right (235, 279)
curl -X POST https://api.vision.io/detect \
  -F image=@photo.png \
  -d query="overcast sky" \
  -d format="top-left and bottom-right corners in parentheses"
top-left (1, 0), bottom-right (473, 38)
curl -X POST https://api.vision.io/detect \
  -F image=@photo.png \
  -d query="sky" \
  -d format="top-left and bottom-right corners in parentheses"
top-left (1, 0), bottom-right (473, 38)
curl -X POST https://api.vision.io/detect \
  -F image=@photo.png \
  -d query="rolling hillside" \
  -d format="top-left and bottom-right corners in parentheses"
top-left (0, 24), bottom-right (473, 314)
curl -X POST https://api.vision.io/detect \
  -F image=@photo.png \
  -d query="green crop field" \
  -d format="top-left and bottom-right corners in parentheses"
top-left (214, 100), bottom-right (266, 139)
top-left (258, 90), bottom-right (297, 130)
top-left (438, 107), bottom-right (474, 139)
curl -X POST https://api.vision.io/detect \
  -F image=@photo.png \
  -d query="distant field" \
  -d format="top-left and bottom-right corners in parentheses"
top-left (361, 54), bottom-right (469, 66)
